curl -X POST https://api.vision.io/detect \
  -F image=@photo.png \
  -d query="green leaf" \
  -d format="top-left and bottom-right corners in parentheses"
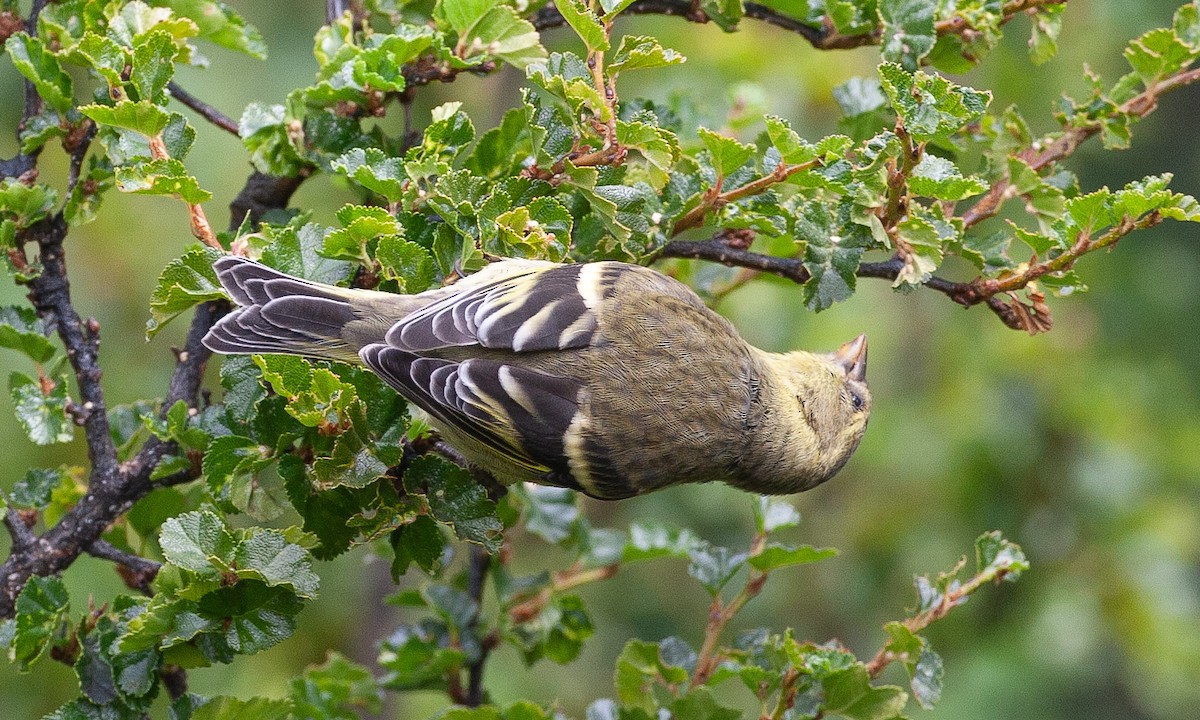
top-left (443, 1), bottom-right (546, 69)
top-left (974, 530), bottom-right (1029, 582)
top-left (64, 156), bottom-right (116, 227)
top-left (687, 543), bottom-right (748, 596)
top-left (747, 543), bottom-right (837, 571)
top-left (698, 127), bottom-right (754, 178)
top-left (797, 200), bottom-right (870, 311)
top-left (332, 148), bottom-right (405, 203)
top-left (376, 236), bottom-right (436, 293)
top-left (624, 523), bottom-right (699, 562)
top-left (81, 101), bottom-right (171, 137)
top-left (894, 213), bottom-right (944, 286)
top-left (160, 509), bottom-right (238, 575)
top-left (1028, 4), bottom-right (1065, 65)
top-left (260, 222), bottom-right (353, 285)
top-left (390, 515), bottom-right (446, 578)
top-left (879, 0), bottom-right (936, 70)
top-left (132, 30), bottom-right (178, 102)
top-left (670, 687), bottom-right (742, 720)
top-left (10, 371), bottom-right (74, 445)
top-left (608, 35), bottom-right (685, 73)
top-left (554, 0), bottom-right (608, 52)
top-left (821, 664), bottom-right (908, 720)
top-left (755, 496), bottom-right (801, 533)
top-left (909, 155), bottom-right (988, 200)
top-left (67, 32), bottom-right (130, 88)
top-left (147, 244), bottom-right (225, 338)
top-left (203, 435), bottom-right (272, 498)
top-left (0, 178), bottom-right (58, 229)
top-left (11, 467), bottom-right (64, 509)
top-left (115, 158), bottom-right (211, 204)
top-left (235, 530), bottom-right (320, 598)
top-left (763, 115), bottom-right (817, 166)
top-left (378, 627), bottom-right (465, 691)
top-left (191, 696), bottom-right (293, 720)
top-left (12, 575), bottom-right (70, 670)
top-left (878, 62), bottom-right (991, 141)
top-left (163, 0), bottom-right (268, 59)
top-left (0, 305), bottom-right (56, 362)
top-left (405, 456), bottom-right (502, 551)
top-left (290, 652), bottom-right (382, 719)
top-left (618, 120), bottom-right (680, 190)
top-left (518, 485), bottom-right (580, 545)
top-left (6, 33), bottom-right (73, 112)
top-left (699, 0), bottom-right (744, 31)
top-left (1124, 27), bottom-right (1198, 85)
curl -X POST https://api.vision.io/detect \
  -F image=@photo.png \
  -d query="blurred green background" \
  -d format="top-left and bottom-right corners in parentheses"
top-left (2, 1), bottom-right (1199, 718)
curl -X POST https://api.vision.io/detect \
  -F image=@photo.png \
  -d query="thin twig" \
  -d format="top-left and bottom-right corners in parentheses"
top-left (3, 507), bottom-right (36, 550)
top-left (167, 82), bottom-right (239, 137)
top-left (86, 540), bottom-right (162, 594)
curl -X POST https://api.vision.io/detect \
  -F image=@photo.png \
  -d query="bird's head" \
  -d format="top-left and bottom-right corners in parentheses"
top-left (755, 334), bottom-right (871, 492)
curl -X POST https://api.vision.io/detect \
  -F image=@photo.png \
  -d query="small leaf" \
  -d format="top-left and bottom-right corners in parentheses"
top-left (687, 543), bottom-right (748, 596)
top-left (81, 101), bottom-right (171, 137)
top-left (159, 509), bottom-right (237, 575)
top-left (0, 305), bottom-right (56, 362)
top-left (190, 696), bottom-right (293, 720)
top-left (879, 0), bottom-right (936, 70)
top-left (755, 496), bottom-right (801, 533)
top-left (332, 148), bottom-right (405, 203)
top-left (747, 543), bottom-right (838, 571)
top-left (406, 456), bottom-right (502, 551)
top-left (6, 33), bottom-right (73, 112)
top-left (10, 371), bottom-right (74, 445)
top-left (234, 530), bottom-right (321, 598)
top-left (132, 29), bottom-right (178, 102)
top-left (12, 575), bottom-right (70, 670)
top-left (608, 35), bottom-right (685, 73)
top-left (554, 0), bottom-right (609, 52)
top-left (11, 467), bottom-right (64, 509)
top-left (115, 158), bottom-right (211, 204)
top-left (698, 127), bottom-right (754, 178)
top-left (147, 245), bottom-right (225, 338)
top-left (909, 155), bottom-right (988, 201)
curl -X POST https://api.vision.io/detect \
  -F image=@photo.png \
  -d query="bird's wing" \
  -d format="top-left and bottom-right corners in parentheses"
top-left (383, 261), bottom-right (614, 353)
top-left (357, 262), bottom-right (628, 489)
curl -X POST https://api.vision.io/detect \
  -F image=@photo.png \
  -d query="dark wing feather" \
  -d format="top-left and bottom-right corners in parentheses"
top-left (387, 263), bottom-right (602, 353)
top-left (361, 345), bottom-right (582, 481)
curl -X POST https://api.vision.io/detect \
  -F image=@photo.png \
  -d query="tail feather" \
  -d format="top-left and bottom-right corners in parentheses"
top-left (204, 257), bottom-right (362, 362)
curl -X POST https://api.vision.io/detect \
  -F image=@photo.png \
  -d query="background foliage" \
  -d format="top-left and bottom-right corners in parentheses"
top-left (0, 0), bottom-right (1198, 719)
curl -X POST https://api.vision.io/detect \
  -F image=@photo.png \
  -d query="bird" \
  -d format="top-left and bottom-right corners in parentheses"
top-left (202, 255), bottom-right (871, 500)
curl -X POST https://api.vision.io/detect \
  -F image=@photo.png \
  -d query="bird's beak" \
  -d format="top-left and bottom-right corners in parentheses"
top-left (833, 334), bottom-right (868, 382)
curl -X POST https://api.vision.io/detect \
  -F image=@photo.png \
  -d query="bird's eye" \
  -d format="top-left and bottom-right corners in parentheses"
top-left (849, 391), bottom-right (864, 411)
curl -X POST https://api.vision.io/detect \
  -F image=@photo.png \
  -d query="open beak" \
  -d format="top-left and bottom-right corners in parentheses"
top-left (833, 334), bottom-right (867, 382)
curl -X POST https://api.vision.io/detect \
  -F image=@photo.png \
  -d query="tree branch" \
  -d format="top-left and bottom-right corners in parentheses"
top-left (464, 545), bottom-right (492, 707)
top-left (86, 540), bottom-right (162, 594)
top-left (167, 82), bottom-right (239, 137)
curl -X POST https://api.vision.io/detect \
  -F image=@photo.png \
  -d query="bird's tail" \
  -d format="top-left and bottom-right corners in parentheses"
top-left (203, 256), bottom-right (385, 363)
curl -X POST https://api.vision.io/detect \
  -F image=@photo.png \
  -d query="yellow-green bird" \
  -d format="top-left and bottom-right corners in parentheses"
top-left (202, 256), bottom-right (870, 500)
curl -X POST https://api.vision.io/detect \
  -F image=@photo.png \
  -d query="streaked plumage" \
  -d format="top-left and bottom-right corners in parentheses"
top-left (203, 256), bottom-right (871, 499)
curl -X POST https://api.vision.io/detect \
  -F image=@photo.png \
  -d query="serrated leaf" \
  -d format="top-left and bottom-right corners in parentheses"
top-left (115, 158), bottom-right (211, 204)
top-left (164, 0), bottom-right (268, 59)
top-left (747, 543), bottom-right (837, 571)
top-left (234, 530), bottom-right (320, 598)
top-left (894, 214), bottom-right (944, 286)
top-left (687, 543), bottom-right (748, 596)
top-left (1029, 4), bottom-right (1064, 65)
top-left (377, 236), bottom-right (435, 292)
top-left (909, 155), bottom-right (988, 200)
top-left (132, 29), bottom-right (178, 102)
top-left (0, 305), bottom-right (56, 362)
top-left (822, 665), bottom-right (908, 720)
top-left (390, 515), bottom-right (446, 578)
top-left (878, 62), bottom-right (991, 141)
top-left (519, 485), bottom-right (580, 545)
top-left (698, 127), bottom-right (754, 178)
top-left (10, 371), bottom-right (74, 445)
top-left (879, 0), bottom-right (936, 70)
top-left (1124, 27), bottom-right (1197, 85)
top-left (555, 0), bottom-right (608, 52)
top-left (67, 32), bottom-right (129, 88)
top-left (290, 652), bottom-right (383, 719)
top-left (147, 245), bottom-right (225, 338)
top-left (797, 201), bottom-right (870, 311)
top-left (974, 530), bottom-right (1029, 581)
top-left (755, 496), bottom-right (801, 533)
top-left (160, 509), bottom-right (237, 575)
top-left (6, 33), bottom-right (73, 112)
top-left (191, 696), bottom-right (293, 720)
top-left (0, 178), bottom-right (58, 228)
top-left (624, 523), bottom-right (698, 562)
top-left (608, 35), bottom-right (685, 73)
top-left (405, 456), bottom-right (502, 551)
top-left (11, 467), bottom-right (64, 509)
top-left (12, 575), bottom-right (70, 670)
top-left (81, 101), bottom-right (171, 136)
top-left (332, 148), bottom-right (405, 203)
top-left (260, 222), bottom-right (353, 285)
